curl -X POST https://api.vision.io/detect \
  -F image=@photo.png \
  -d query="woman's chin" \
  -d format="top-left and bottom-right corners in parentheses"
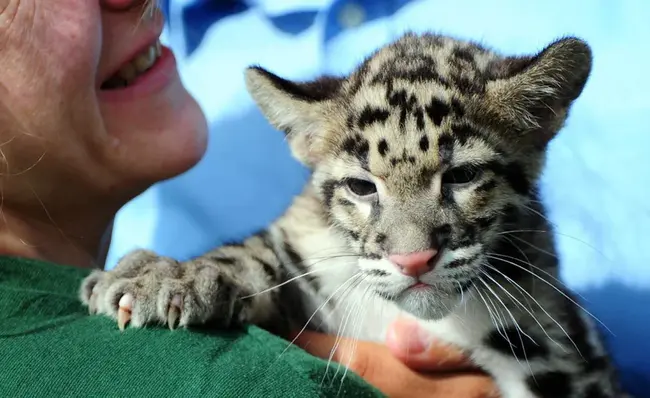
top-left (103, 90), bottom-right (209, 187)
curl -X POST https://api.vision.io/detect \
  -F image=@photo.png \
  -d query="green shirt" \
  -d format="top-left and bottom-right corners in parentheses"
top-left (0, 256), bottom-right (383, 397)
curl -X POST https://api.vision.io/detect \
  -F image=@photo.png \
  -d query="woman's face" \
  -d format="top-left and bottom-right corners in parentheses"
top-left (0, 0), bottom-right (207, 209)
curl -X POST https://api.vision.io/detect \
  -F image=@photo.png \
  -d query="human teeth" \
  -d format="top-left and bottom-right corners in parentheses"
top-left (101, 40), bottom-right (163, 89)
top-left (118, 63), bottom-right (137, 81)
top-left (133, 45), bottom-right (157, 72)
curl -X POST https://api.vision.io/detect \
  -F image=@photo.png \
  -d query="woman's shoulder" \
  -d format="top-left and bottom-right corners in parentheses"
top-left (0, 256), bottom-right (379, 398)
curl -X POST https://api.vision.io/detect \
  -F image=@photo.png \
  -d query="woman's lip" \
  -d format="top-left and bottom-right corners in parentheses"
top-left (97, 9), bottom-right (165, 85)
top-left (98, 46), bottom-right (178, 102)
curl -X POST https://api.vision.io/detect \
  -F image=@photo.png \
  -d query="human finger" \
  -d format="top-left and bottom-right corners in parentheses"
top-left (404, 372), bottom-right (499, 398)
top-left (292, 330), bottom-right (497, 398)
top-left (385, 317), bottom-right (477, 372)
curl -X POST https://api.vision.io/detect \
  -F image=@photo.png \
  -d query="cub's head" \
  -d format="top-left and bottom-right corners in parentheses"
top-left (246, 33), bottom-right (592, 320)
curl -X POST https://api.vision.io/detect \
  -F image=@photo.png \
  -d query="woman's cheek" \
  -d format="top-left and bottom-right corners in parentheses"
top-left (35, 0), bottom-right (103, 91)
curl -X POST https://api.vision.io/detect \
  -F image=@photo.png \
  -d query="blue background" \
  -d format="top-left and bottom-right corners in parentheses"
top-left (108, 1), bottom-right (650, 395)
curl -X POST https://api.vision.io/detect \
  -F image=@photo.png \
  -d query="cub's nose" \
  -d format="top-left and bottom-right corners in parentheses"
top-left (388, 249), bottom-right (438, 276)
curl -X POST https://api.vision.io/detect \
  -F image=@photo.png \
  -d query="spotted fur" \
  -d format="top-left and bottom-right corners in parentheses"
top-left (82, 33), bottom-right (628, 398)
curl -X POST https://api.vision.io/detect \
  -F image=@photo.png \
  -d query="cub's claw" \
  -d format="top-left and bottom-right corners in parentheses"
top-left (88, 290), bottom-right (98, 315)
top-left (117, 294), bottom-right (133, 332)
top-left (167, 295), bottom-right (182, 330)
top-left (80, 249), bottom-right (242, 332)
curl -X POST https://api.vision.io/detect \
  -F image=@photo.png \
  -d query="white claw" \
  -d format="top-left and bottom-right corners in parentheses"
top-left (117, 294), bottom-right (133, 332)
top-left (88, 294), bottom-right (97, 314)
top-left (167, 295), bottom-right (182, 330)
top-left (88, 286), bottom-right (98, 314)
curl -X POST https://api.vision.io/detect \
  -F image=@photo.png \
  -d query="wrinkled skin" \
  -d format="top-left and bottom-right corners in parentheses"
top-left (0, 0), bottom-right (207, 266)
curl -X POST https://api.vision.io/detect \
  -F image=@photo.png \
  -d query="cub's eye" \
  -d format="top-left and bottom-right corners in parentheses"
top-left (346, 178), bottom-right (377, 196)
top-left (442, 166), bottom-right (481, 185)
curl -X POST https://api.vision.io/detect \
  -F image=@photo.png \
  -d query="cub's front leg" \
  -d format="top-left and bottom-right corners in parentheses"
top-left (80, 234), bottom-right (284, 331)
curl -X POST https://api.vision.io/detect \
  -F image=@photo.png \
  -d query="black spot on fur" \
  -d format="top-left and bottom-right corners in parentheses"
top-left (357, 141), bottom-right (370, 166)
top-left (253, 256), bottom-right (278, 281)
top-left (341, 134), bottom-right (370, 166)
top-left (337, 198), bottom-right (354, 207)
top-left (438, 134), bottom-right (454, 163)
top-left (452, 74), bottom-right (486, 94)
top-left (485, 222), bottom-right (535, 283)
top-left (348, 60), bottom-right (370, 96)
top-left (452, 47), bottom-right (476, 65)
top-left (476, 214), bottom-right (498, 229)
top-left (485, 161), bottom-right (531, 196)
top-left (452, 224), bottom-right (477, 248)
top-left (342, 229), bottom-right (360, 241)
top-left (367, 269), bottom-right (389, 277)
top-left (256, 230), bottom-right (275, 248)
top-left (387, 88), bottom-right (417, 131)
top-left (583, 357), bottom-right (609, 374)
top-left (486, 327), bottom-right (549, 360)
top-left (342, 136), bottom-right (357, 153)
top-left (451, 122), bottom-right (481, 145)
top-left (475, 179), bottom-right (497, 193)
top-left (414, 108), bottom-right (425, 130)
top-left (358, 107), bottom-right (390, 130)
top-left (375, 289), bottom-right (394, 301)
top-left (346, 115), bottom-right (355, 131)
top-left (445, 258), bottom-right (471, 269)
top-left (321, 179), bottom-right (339, 208)
top-left (369, 200), bottom-right (383, 222)
top-left (375, 233), bottom-right (387, 244)
top-left (437, 224), bottom-right (452, 241)
top-left (375, 54), bottom-right (452, 89)
top-left (366, 253), bottom-right (382, 260)
top-left (283, 241), bottom-right (304, 269)
top-left (583, 383), bottom-right (608, 398)
top-left (416, 167), bottom-right (435, 190)
top-left (389, 151), bottom-right (418, 167)
top-left (527, 372), bottom-right (572, 398)
top-left (284, 241), bottom-right (319, 290)
top-left (207, 256), bottom-right (237, 265)
top-left (378, 139), bottom-right (389, 156)
top-left (424, 97), bottom-right (451, 126)
top-left (450, 98), bottom-right (465, 117)
top-left (419, 135), bottom-right (429, 152)
top-left (500, 204), bottom-right (521, 227)
top-left (441, 184), bottom-right (455, 206)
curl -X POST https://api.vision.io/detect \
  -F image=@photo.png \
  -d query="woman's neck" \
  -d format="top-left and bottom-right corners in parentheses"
top-left (0, 208), bottom-right (114, 268)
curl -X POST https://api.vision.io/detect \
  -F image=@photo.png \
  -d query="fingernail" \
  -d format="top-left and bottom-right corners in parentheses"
top-left (387, 320), bottom-right (431, 355)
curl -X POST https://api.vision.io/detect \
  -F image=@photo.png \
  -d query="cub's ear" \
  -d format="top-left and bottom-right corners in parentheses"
top-left (245, 66), bottom-right (344, 166)
top-left (483, 37), bottom-right (592, 141)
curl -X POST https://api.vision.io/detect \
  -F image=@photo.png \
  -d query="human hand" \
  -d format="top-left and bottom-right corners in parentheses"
top-left (293, 317), bottom-right (498, 398)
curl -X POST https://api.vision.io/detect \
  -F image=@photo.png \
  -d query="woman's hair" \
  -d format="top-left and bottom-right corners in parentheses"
top-left (143, 0), bottom-right (158, 19)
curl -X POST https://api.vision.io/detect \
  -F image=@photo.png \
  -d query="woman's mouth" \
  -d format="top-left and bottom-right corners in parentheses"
top-left (101, 40), bottom-right (163, 90)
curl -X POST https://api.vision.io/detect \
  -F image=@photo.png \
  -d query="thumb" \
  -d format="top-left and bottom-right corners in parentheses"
top-left (385, 317), bottom-right (476, 372)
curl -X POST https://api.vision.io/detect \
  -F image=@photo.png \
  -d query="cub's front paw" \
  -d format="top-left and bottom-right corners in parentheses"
top-left (80, 249), bottom-right (244, 331)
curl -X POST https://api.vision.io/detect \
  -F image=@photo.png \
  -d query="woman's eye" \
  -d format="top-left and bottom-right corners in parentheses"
top-left (442, 166), bottom-right (481, 185)
top-left (346, 178), bottom-right (377, 196)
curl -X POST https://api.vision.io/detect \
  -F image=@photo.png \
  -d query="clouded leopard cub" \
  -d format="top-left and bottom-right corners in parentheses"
top-left (82, 33), bottom-right (626, 398)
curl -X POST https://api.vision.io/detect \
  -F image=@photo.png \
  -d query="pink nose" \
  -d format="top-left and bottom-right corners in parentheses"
top-left (388, 249), bottom-right (438, 276)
